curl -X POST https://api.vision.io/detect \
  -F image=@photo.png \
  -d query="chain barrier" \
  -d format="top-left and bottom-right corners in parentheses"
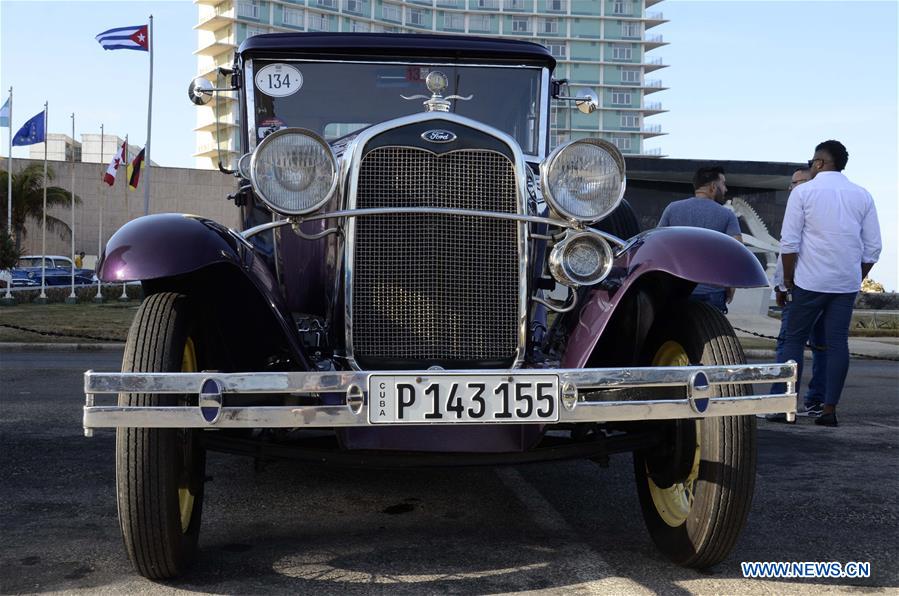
top-left (0, 322), bottom-right (125, 343)
top-left (732, 326), bottom-right (899, 362)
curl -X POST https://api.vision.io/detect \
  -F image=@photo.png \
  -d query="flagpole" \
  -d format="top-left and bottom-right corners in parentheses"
top-left (3, 86), bottom-right (12, 304)
top-left (95, 124), bottom-right (104, 302)
top-left (37, 102), bottom-right (48, 303)
top-left (67, 112), bottom-right (77, 303)
top-left (143, 14), bottom-right (153, 216)
top-left (119, 134), bottom-right (129, 301)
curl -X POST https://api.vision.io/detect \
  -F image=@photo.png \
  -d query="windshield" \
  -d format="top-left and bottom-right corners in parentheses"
top-left (249, 60), bottom-right (544, 156)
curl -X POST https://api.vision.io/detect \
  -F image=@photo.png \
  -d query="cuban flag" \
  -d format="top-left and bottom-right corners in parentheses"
top-left (12, 111), bottom-right (45, 146)
top-left (96, 24), bottom-right (149, 52)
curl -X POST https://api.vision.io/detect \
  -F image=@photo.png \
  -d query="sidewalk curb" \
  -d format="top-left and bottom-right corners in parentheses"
top-left (0, 342), bottom-right (125, 351)
top-left (743, 348), bottom-right (776, 359)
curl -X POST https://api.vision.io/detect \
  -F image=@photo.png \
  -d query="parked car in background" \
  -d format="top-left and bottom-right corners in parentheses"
top-left (83, 33), bottom-right (797, 579)
top-left (14, 255), bottom-right (95, 286)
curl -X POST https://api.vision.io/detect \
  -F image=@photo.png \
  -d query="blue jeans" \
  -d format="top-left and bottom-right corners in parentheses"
top-left (691, 289), bottom-right (727, 314)
top-left (774, 303), bottom-right (827, 405)
top-left (774, 286), bottom-right (857, 407)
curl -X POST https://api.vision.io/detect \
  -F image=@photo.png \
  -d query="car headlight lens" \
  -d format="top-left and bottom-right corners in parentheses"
top-left (548, 230), bottom-right (614, 287)
top-left (540, 138), bottom-right (626, 223)
top-left (250, 128), bottom-right (338, 215)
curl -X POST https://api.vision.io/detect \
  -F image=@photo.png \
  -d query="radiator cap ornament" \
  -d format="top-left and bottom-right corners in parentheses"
top-left (421, 129), bottom-right (457, 144)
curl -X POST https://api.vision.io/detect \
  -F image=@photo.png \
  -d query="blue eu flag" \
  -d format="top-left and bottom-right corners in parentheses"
top-left (12, 111), bottom-right (45, 146)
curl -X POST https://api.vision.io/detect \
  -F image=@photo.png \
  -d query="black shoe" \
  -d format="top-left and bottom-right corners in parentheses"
top-left (802, 402), bottom-right (824, 418)
top-left (814, 412), bottom-right (838, 427)
top-left (765, 413), bottom-right (796, 424)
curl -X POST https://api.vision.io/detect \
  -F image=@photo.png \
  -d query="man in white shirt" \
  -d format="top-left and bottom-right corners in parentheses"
top-left (767, 167), bottom-right (827, 423)
top-left (777, 140), bottom-right (882, 427)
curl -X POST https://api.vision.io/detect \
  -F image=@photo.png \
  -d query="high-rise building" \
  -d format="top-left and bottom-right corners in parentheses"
top-left (195, 0), bottom-right (667, 168)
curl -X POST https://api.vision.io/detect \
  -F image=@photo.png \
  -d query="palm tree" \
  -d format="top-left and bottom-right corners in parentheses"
top-left (0, 164), bottom-right (81, 251)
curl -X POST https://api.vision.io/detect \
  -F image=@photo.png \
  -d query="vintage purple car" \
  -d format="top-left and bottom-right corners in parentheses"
top-left (83, 33), bottom-right (797, 579)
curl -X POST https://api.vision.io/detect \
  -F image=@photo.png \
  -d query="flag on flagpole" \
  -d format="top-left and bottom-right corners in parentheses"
top-left (0, 98), bottom-right (9, 128)
top-left (12, 110), bottom-right (45, 146)
top-left (127, 148), bottom-right (145, 190)
top-left (103, 140), bottom-right (127, 186)
top-left (95, 24), bottom-right (149, 52)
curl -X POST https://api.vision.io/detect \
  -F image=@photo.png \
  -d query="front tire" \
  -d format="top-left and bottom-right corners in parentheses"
top-left (634, 301), bottom-right (756, 568)
top-left (116, 292), bottom-right (206, 579)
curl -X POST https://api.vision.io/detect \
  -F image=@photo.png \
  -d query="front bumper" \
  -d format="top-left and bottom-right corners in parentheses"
top-left (82, 362), bottom-right (797, 436)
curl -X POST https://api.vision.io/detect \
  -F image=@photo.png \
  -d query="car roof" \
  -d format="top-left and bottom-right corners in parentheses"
top-left (20, 255), bottom-right (70, 260)
top-left (238, 32), bottom-right (555, 69)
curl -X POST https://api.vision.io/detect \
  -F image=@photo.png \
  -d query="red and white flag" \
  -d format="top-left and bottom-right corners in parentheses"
top-left (103, 140), bottom-right (127, 186)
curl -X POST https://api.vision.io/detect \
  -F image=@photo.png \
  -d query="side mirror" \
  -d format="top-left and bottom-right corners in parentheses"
top-left (574, 89), bottom-right (599, 114)
top-left (187, 78), bottom-right (214, 106)
top-left (554, 86), bottom-right (600, 114)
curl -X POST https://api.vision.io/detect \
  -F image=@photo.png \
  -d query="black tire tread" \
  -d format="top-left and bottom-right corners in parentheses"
top-left (635, 301), bottom-right (756, 569)
top-left (116, 292), bottom-right (199, 579)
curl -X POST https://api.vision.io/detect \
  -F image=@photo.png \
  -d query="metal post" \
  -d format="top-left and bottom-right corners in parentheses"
top-left (143, 14), bottom-right (153, 216)
top-left (2, 86), bottom-right (14, 305)
top-left (36, 102), bottom-right (48, 303)
top-left (119, 134), bottom-right (129, 302)
top-left (94, 124), bottom-right (104, 302)
top-left (66, 112), bottom-right (77, 303)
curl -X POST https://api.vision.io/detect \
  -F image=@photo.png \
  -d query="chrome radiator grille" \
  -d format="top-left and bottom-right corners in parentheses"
top-left (352, 146), bottom-right (520, 365)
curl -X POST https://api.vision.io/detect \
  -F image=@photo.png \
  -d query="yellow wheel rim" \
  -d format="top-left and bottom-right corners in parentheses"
top-left (178, 337), bottom-right (197, 533)
top-left (646, 341), bottom-right (702, 528)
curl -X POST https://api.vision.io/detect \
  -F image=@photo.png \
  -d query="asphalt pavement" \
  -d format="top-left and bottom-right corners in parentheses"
top-left (1, 349), bottom-right (897, 595)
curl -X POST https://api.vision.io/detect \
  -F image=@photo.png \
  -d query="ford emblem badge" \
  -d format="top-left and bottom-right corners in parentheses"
top-left (421, 129), bottom-right (457, 144)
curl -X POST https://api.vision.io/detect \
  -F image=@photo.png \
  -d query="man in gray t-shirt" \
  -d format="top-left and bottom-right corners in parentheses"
top-left (657, 166), bottom-right (742, 312)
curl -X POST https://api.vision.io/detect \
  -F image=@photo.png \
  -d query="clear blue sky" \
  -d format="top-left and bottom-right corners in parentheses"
top-left (1, 0), bottom-right (896, 289)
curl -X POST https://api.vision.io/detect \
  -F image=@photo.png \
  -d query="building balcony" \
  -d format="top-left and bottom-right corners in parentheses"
top-left (643, 56), bottom-right (667, 73)
top-left (195, 3), bottom-right (235, 30)
top-left (642, 101), bottom-right (665, 113)
top-left (194, 36), bottom-right (237, 56)
top-left (644, 11), bottom-right (667, 28)
top-left (194, 116), bottom-right (240, 134)
top-left (641, 146), bottom-right (665, 157)
top-left (194, 140), bottom-right (239, 158)
top-left (644, 0), bottom-right (664, 7)
top-left (641, 124), bottom-right (664, 138)
top-left (198, 57), bottom-right (238, 80)
top-left (643, 79), bottom-right (667, 94)
top-left (643, 33), bottom-right (667, 50)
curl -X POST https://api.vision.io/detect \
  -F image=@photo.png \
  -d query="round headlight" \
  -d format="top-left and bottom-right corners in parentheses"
top-left (540, 138), bottom-right (626, 223)
top-left (250, 128), bottom-right (338, 215)
top-left (548, 230), bottom-right (614, 287)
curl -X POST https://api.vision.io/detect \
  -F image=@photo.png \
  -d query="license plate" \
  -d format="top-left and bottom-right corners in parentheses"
top-left (368, 374), bottom-right (560, 424)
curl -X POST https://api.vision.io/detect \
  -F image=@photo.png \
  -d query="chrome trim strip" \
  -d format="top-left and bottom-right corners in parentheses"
top-left (342, 112), bottom-right (532, 371)
top-left (239, 208), bottom-right (603, 241)
top-left (82, 362), bottom-right (798, 430)
top-left (244, 59), bottom-right (256, 153)
top-left (85, 363), bottom-right (796, 394)
top-left (539, 68), bottom-right (549, 161)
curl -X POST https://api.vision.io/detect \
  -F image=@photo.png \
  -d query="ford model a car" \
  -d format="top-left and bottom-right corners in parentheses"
top-left (83, 33), bottom-right (796, 579)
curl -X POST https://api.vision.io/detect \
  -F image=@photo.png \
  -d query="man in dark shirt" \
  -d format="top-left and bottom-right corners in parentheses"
top-left (657, 166), bottom-right (742, 312)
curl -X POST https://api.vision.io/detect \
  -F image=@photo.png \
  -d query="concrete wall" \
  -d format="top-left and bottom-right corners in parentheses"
top-left (10, 158), bottom-right (240, 261)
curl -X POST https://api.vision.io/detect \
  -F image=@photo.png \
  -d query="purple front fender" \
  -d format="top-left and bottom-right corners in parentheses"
top-left (562, 226), bottom-right (769, 368)
top-left (97, 213), bottom-right (307, 366)
top-left (97, 213), bottom-right (243, 282)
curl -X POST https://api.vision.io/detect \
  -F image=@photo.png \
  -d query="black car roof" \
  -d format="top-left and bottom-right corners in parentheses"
top-left (238, 32), bottom-right (555, 69)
